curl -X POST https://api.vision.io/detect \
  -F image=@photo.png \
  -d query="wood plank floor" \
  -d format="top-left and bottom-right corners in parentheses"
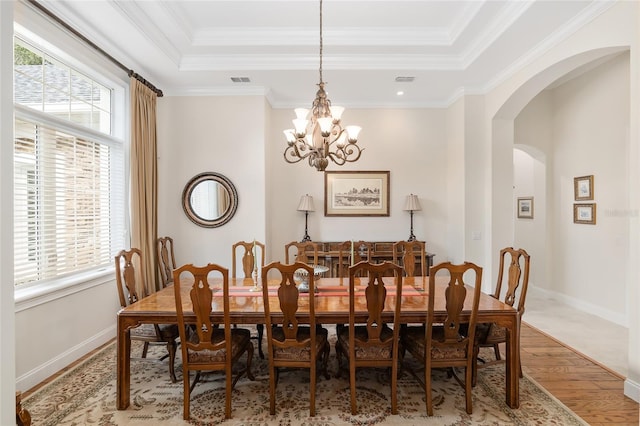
top-left (520, 322), bottom-right (639, 425)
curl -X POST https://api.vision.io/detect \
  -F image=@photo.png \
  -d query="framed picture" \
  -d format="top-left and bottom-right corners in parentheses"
top-left (574, 175), bottom-right (594, 201)
top-left (574, 203), bottom-right (596, 224)
top-left (517, 197), bottom-right (534, 219)
top-left (324, 171), bottom-right (390, 216)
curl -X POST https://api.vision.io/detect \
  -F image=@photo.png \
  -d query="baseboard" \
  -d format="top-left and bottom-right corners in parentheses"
top-left (528, 286), bottom-right (627, 327)
top-left (624, 377), bottom-right (640, 402)
top-left (16, 325), bottom-right (116, 392)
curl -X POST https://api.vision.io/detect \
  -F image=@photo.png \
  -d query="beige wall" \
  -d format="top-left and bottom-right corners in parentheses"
top-left (515, 53), bottom-right (630, 324)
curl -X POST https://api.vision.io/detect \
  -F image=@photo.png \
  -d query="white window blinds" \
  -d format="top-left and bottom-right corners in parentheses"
top-left (14, 110), bottom-right (125, 286)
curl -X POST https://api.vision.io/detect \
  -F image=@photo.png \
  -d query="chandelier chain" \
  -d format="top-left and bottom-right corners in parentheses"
top-left (319, 0), bottom-right (323, 83)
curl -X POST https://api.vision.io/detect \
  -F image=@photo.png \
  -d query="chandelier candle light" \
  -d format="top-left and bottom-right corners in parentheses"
top-left (404, 194), bottom-right (421, 242)
top-left (283, 0), bottom-right (363, 171)
top-left (297, 194), bottom-right (315, 242)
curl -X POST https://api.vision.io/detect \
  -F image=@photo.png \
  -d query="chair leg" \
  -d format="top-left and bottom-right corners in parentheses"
top-left (349, 359), bottom-right (357, 415)
top-left (245, 342), bottom-right (255, 381)
top-left (269, 365), bottom-right (277, 415)
top-left (465, 365), bottom-right (473, 414)
top-left (225, 366), bottom-right (232, 419)
top-left (141, 342), bottom-right (149, 358)
top-left (425, 365), bottom-right (433, 416)
top-left (493, 343), bottom-right (501, 360)
top-left (183, 370), bottom-right (190, 420)
top-left (256, 324), bottom-right (265, 359)
top-left (391, 361), bottom-right (398, 415)
top-left (310, 362), bottom-right (317, 416)
top-left (167, 340), bottom-right (177, 383)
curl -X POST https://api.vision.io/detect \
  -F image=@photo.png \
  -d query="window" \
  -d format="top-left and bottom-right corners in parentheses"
top-left (13, 36), bottom-right (126, 288)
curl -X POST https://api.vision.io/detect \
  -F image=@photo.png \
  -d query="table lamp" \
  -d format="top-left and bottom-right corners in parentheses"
top-left (403, 194), bottom-right (421, 241)
top-left (297, 194), bottom-right (315, 242)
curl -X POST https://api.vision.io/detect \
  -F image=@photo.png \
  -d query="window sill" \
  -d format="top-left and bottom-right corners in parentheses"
top-left (14, 267), bottom-right (115, 312)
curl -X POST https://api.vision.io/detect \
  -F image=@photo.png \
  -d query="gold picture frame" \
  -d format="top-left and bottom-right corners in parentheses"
top-left (573, 203), bottom-right (596, 224)
top-left (517, 197), bottom-right (534, 219)
top-left (574, 175), bottom-right (594, 201)
top-left (324, 171), bottom-right (390, 216)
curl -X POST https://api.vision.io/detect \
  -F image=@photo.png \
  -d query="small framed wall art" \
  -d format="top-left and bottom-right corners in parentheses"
top-left (574, 175), bottom-right (594, 201)
top-left (324, 171), bottom-right (390, 217)
top-left (573, 203), bottom-right (596, 224)
top-left (517, 197), bottom-right (534, 219)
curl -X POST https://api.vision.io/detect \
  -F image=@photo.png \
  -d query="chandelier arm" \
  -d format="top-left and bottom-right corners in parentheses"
top-left (284, 144), bottom-right (318, 164)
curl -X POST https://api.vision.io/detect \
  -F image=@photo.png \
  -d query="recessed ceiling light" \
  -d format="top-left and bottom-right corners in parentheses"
top-left (397, 91), bottom-right (404, 96)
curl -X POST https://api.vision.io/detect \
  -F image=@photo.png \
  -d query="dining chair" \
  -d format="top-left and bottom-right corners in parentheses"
top-left (473, 247), bottom-right (530, 385)
top-left (231, 240), bottom-right (266, 358)
top-left (261, 261), bottom-right (331, 417)
top-left (400, 261), bottom-right (483, 416)
top-left (115, 248), bottom-right (179, 383)
top-left (157, 236), bottom-right (177, 288)
top-left (231, 240), bottom-right (265, 279)
top-left (284, 241), bottom-right (319, 265)
top-left (173, 263), bottom-right (255, 420)
top-left (392, 240), bottom-right (427, 277)
top-left (334, 261), bottom-right (404, 415)
top-left (336, 240), bottom-right (373, 278)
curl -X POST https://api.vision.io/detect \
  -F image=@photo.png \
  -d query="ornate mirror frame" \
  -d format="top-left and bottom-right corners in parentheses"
top-left (182, 172), bottom-right (238, 228)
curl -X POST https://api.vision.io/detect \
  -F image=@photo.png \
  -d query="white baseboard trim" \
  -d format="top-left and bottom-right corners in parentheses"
top-left (528, 286), bottom-right (627, 327)
top-left (16, 325), bottom-right (116, 392)
top-left (624, 378), bottom-right (640, 402)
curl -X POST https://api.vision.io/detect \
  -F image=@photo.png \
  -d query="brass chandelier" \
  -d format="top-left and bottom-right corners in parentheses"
top-left (283, 0), bottom-right (363, 172)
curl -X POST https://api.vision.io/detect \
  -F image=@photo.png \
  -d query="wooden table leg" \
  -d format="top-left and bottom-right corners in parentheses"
top-left (117, 314), bottom-right (132, 410)
top-left (505, 313), bottom-right (520, 408)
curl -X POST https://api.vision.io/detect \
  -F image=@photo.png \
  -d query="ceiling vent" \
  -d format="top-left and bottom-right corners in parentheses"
top-left (231, 77), bottom-right (251, 83)
top-left (395, 76), bottom-right (415, 82)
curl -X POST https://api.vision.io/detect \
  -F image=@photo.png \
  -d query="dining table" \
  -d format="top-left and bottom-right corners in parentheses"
top-left (116, 275), bottom-right (520, 410)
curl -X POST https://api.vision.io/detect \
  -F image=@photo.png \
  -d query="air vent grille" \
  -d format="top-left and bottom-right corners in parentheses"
top-left (395, 76), bottom-right (415, 82)
top-left (231, 77), bottom-right (251, 83)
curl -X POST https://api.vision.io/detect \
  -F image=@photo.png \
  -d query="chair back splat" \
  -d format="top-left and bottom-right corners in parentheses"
top-left (157, 236), bottom-right (177, 287)
top-left (392, 240), bottom-right (427, 277)
top-left (232, 240), bottom-right (266, 278)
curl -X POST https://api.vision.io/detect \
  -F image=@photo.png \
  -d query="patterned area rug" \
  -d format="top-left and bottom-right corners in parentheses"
top-left (23, 328), bottom-right (587, 426)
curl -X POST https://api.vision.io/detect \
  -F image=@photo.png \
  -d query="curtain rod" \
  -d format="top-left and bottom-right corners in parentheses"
top-left (27, 0), bottom-right (164, 97)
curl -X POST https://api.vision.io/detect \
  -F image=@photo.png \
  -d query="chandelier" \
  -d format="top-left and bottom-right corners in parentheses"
top-left (283, 0), bottom-right (363, 171)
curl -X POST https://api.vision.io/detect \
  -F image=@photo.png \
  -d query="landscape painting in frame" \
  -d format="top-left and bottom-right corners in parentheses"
top-left (324, 171), bottom-right (390, 216)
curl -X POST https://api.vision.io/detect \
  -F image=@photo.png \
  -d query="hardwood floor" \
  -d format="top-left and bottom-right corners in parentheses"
top-left (520, 322), bottom-right (639, 425)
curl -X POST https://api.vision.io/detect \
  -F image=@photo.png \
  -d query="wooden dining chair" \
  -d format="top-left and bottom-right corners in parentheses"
top-left (284, 241), bottom-right (319, 265)
top-left (231, 240), bottom-right (266, 358)
top-left (334, 261), bottom-right (404, 415)
top-left (231, 240), bottom-right (265, 279)
top-left (473, 247), bottom-right (530, 385)
top-left (392, 240), bottom-right (427, 277)
top-left (173, 263), bottom-right (255, 420)
top-left (400, 261), bottom-right (483, 416)
top-left (261, 261), bottom-right (331, 417)
top-left (157, 236), bottom-right (177, 287)
top-left (336, 240), bottom-right (373, 278)
top-left (115, 248), bottom-right (179, 382)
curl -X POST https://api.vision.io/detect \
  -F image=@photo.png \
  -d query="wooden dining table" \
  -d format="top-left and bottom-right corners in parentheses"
top-left (116, 275), bottom-right (520, 410)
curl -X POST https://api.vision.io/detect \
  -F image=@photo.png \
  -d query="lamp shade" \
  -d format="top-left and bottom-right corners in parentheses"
top-left (297, 194), bottom-right (315, 212)
top-left (403, 194), bottom-right (421, 212)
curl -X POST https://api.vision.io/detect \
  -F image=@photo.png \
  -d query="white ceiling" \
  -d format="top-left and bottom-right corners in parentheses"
top-left (40, 0), bottom-right (613, 108)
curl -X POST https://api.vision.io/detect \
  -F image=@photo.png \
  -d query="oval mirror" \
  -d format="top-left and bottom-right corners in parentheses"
top-left (182, 172), bottom-right (238, 228)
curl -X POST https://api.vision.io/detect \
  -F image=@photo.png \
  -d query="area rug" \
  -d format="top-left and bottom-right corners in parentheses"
top-left (23, 329), bottom-right (587, 426)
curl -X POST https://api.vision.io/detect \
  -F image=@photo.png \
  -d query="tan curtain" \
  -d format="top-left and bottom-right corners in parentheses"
top-left (130, 77), bottom-right (159, 296)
